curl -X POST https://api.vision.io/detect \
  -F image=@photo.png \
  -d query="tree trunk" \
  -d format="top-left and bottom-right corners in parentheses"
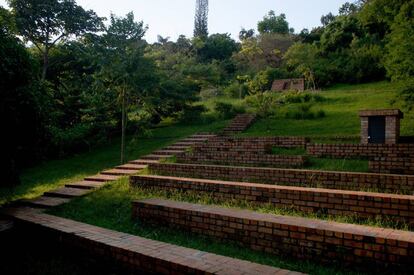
top-left (41, 48), bottom-right (49, 81)
top-left (120, 87), bottom-right (127, 164)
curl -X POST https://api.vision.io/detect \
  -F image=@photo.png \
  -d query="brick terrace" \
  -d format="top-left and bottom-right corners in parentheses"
top-left (148, 162), bottom-right (414, 194)
top-left (3, 207), bottom-right (298, 275)
top-left (133, 198), bottom-right (414, 272)
top-left (130, 175), bottom-right (414, 225)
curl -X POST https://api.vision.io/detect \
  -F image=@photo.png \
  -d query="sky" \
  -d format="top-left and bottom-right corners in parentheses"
top-left (0, 0), bottom-right (349, 42)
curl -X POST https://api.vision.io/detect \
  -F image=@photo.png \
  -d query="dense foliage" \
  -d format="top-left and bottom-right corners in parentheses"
top-left (0, 0), bottom-right (412, 186)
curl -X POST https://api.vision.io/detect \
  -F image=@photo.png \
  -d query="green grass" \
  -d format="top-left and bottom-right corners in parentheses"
top-left (243, 82), bottom-right (414, 139)
top-left (50, 178), bottom-right (383, 275)
top-left (306, 158), bottom-right (369, 172)
top-left (0, 120), bottom-right (228, 206)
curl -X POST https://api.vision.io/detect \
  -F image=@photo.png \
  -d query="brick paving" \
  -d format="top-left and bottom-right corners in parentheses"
top-left (133, 198), bottom-right (414, 272)
top-left (222, 114), bottom-right (256, 135)
top-left (2, 207), bottom-right (302, 275)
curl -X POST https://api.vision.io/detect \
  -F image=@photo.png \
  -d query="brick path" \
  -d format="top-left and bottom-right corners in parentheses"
top-left (222, 114), bottom-right (256, 135)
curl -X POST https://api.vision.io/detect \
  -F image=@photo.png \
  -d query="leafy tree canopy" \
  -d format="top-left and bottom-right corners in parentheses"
top-left (257, 10), bottom-right (292, 35)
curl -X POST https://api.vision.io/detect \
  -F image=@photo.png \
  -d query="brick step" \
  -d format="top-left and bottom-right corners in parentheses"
top-left (44, 187), bottom-right (92, 198)
top-left (0, 219), bottom-right (14, 232)
top-left (4, 208), bottom-right (301, 275)
top-left (132, 198), bottom-right (414, 272)
top-left (140, 154), bottom-right (173, 161)
top-left (84, 174), bottom-right (121, 182)
top-left (163, 145), bottom-right (189, 151)
top-left (190, 134), bottom-right (216, 138)
top-left (65, 181), bottom-right (106, 190)
top-left (130, 175), bottom-right (414, 225)
top-left (152, 150), bottom-right (185, 155)
top-left (129, 159), bottom-right (159, 165)
top-left (18, 196), bottom-right (71, 208)
top-left (148, 162), bottom-right (414, 194)
top-left (101, 169), bottom-right (140, 176)
top-left (116, 164), bottom-right (147, 170)
top-left (180, 138), bottom-right (208, 142)
top-left (172, 142), bottom-right (199, 146)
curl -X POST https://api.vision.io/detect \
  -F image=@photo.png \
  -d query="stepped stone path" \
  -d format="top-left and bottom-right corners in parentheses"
top-left (222, 113), bottom-right (256, 135)
top-left (1, 119), bottom-right (305, 274)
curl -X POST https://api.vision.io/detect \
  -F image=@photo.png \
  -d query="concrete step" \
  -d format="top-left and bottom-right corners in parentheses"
top-left (44, 187), bottom-right (92, 198)
top-left (116, 164), bottom-right (147, 170)
top-left (140, 154), bottom-right (173, 161)
top-left (84, 174), bottom-right (121, 182)
top-left (18, 196), bottom-right (71, 208)
top-left (65, 181), bottom-right (106, 190)
top-left (163, 145), bottom-right (189, 151)
top-left (129, 159), bottom-right (159, 165)
top-left (101, 169), bottom-right (140, 176)
top-left (153, 150), bottom-right (185, 155)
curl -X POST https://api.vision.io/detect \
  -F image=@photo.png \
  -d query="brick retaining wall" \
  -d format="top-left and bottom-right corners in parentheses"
top-left (307, 143), bottom-right (414, 158)
top-left (177, 153), bottom-right (306, 168)
top-left (130, 175), bottom-right (414, 225)
top-left (148, 163), bottom-right (414, 194)
top-left (5, 207), bottom-right (294, 275)
top-left (133, 199), bottom-right (414, 272)
top-left (370, 157), bottom-right (414, 175)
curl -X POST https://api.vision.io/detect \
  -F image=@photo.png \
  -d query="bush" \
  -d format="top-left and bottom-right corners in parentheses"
top-left (245, 91), bottom-right (279, 117)
top-left (177, 105), bottom-right (207, 124)
top-left (285, 103), bottom-right (326, 120)
top-left (223, 82), bottom-right (248, 99)
top-left (248, 67), bottom-right (291, 94)
top-left (282, 91), bottom-right (325, 104)
top-left (214, 101), bottom-right (245, 119)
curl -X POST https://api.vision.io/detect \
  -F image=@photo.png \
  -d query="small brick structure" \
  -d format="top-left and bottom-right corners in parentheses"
top-left (271, 78), bottom-right (305, 92)
top-left (130, 175), bottom-right (414, 224)
top-left (359, 109), bottom-right (403, 144)
top-left (132, 199), bottom-right (414, 272)
top-left (148, 162), bottom-right (414, 194)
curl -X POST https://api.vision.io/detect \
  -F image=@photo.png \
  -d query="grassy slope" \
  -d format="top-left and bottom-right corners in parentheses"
top-left (243, 82), bottom-right (414, 139)
top-left (3, 82), bottom-right (410, 274)
top-left (0, 120), bottom-right (228, 206)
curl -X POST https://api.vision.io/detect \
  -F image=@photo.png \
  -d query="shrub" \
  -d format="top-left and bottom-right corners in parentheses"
top-left (177, 105), bottom-right (207, 124)
top-left (245, 91), bottom-right (279, 117)
top-left (282, 91), bottom-right (326, 104)
top-left (223, 82), bottom-right (248, 99)
top-left (285, 103), bottom-right (326, 120)
top-left (214, 101), bottom-right (245, 119)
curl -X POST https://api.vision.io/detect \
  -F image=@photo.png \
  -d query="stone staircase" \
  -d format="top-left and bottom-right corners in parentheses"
top-left (222, 114), bottom-right (256, 135)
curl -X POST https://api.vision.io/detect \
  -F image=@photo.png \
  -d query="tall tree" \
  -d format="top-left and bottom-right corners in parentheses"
top-left (95, 12), bottom-right (156, 164)
top-left (8, 0), bottom-right (103, 80)
top-left (257, 10), bottom-right (291, 35)
top-left (194, 0), bottom-right (209, 39)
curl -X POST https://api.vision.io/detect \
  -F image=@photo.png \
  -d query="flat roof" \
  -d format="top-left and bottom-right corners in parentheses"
top-left (359, 109), bottom-right (403, 118)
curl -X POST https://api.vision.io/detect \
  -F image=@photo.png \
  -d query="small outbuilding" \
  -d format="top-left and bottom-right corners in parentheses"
top-left (359, 109), bottom-right (404, 144)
